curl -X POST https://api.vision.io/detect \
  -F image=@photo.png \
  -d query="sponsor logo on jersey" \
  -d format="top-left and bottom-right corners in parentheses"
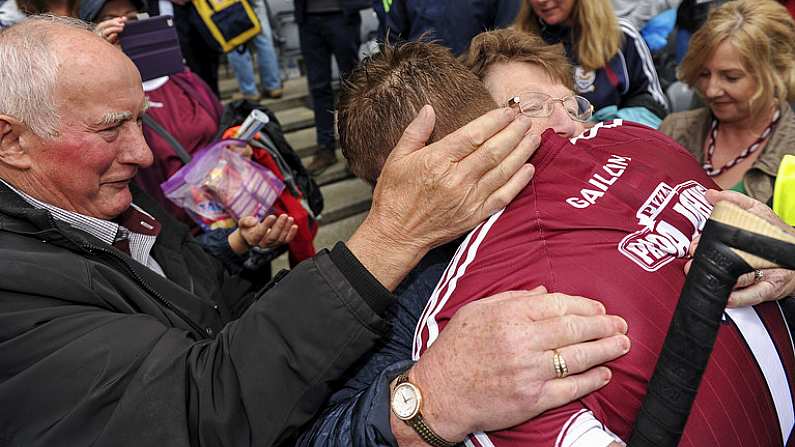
top-left (574, 66), bottom-right (596, 93)
top-left (570, 119), bottom-right (624, 144)
top-left (566, 153), bottom-right (631, 209)
top-left (619, 180), bottom-right (712, 271)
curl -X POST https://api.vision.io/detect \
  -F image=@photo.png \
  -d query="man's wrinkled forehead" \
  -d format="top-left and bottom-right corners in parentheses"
top-left (53, 27), bottom-right (141, 89)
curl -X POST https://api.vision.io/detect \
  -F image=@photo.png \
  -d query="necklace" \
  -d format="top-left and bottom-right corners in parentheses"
top-left (703, 108), bottom-right (781, 177)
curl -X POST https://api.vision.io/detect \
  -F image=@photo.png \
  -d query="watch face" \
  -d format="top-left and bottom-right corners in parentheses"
top-left (392, 383), bottom-right (421, 420)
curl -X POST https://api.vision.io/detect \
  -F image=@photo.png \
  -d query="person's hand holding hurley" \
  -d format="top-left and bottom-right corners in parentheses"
top-left (348, 105), bottom-right (538, 290)
top-left (685, 189), bottom-right (795, 307)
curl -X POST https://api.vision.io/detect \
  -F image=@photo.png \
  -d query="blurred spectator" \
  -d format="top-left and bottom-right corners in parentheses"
top-left (515, 0), bottom-right (668, 128)
top-left (296, 0), bottom-right (369, 175)
top-left (640, 7), bottom-right (676, 54)
top-left (226, 0), bottom-right (283, 102)
top-left (381, 0), bottom-right (521, 55)
top-left (371, 0), bottom-right (385, 38)
top-left (660, 0), bottom-right (795, 205)
top-left (15, 0), bottom-right (75, 15)
top-left (0, 0), bottom-right (25, 28)
top-left (612, 0), bottom-right (680, 30)
top-left (673, 0), bottom-right (726, 63)
top-left (172, 2), bottom-right (222, 95)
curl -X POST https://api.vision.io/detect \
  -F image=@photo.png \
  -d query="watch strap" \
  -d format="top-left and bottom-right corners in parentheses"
top-left (408, 414), bottom-right (459, 447)
top-left (395, 373), bottom-right (458, 447)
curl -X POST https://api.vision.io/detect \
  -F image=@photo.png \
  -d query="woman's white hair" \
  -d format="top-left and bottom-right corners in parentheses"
top-left (0, 15), bottom-right (93, 138)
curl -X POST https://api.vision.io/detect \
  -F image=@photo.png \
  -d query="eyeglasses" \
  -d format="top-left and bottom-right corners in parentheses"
top-left (507, 92), bottom-right (593, 122)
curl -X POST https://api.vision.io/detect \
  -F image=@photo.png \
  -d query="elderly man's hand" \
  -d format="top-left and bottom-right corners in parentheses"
top-left (348, 105), bottom-right (537, 290)
top-left (684, 189), bottom-right (795, 307)
top-left (392, 287), bottom-right (630, 444)
top-left (228, 214), bottom-right (297, 255)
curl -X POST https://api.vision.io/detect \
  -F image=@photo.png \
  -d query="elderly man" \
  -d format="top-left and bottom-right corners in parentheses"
top-left (0, 16), bottom-right (630, 447)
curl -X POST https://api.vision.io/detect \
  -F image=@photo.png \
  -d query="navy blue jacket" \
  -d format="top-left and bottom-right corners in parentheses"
top-left (540, 19), bottom-right (668, 118)
top-left (383, 0), bottom-right (521, 54)
top-left (296, 242), bottom-right (458, 446)
top-left (294, 0), bottom-right (370, 24)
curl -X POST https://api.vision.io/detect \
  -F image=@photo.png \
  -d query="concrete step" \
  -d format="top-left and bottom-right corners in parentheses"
top-left (285, 127), bottom-right (321, 158)
top-left (300, 149), bottom-right (354, 187)
top-left (274, 106), bottom-right (315, 133)
top-left (271, 211), bottom-right (368, 271)
top-left (220, 77), bottom-right (310, 113)
top-left (317, 176), bottom-right (372, 226)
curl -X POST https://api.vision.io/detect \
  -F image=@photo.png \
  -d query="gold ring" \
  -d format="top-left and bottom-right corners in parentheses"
top-left (754, 269), bottom-right (765, 283)
top-left (552, 350), bottom-right (569, 379)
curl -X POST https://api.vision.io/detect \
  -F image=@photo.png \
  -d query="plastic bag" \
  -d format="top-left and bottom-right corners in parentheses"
top-left (161, 139), bottom-right (285, 230)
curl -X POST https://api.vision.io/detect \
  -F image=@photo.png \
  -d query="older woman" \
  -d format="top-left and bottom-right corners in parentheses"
top-left (515, 0), bottom-right (668, 128)
top-left (660, 0), bottom-right (795, 205)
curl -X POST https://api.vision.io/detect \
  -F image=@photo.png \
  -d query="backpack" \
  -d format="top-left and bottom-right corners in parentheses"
top-left (216, 99), bottom-right (324, 219)
top-left (192, 0), bottom-right (261, 53)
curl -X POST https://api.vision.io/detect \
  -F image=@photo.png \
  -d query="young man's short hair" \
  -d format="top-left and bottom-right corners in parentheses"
top-left (337, 40), bottom-right (497, 185)
top-left (461, 28), bottom-right (575, 91)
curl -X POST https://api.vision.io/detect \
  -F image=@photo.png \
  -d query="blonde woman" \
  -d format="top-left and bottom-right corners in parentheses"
top-left (660, 0), bottom-right (795, 205)
top-left (515, 0), bottom-right (668, 127)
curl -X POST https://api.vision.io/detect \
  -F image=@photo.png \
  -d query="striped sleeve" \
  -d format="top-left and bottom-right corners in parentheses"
top-left (617, 18), bottom-right (668, 111)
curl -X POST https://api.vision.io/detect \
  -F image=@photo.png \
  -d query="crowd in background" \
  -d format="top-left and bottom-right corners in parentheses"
top-left (1, 0), bottom-right (794, 209)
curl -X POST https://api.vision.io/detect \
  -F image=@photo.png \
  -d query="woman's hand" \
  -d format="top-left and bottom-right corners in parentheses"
top-left (684, 189), bottom-right (795, 307)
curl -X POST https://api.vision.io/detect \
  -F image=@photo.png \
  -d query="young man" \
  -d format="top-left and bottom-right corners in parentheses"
top-left (313, 30), bottom-right (795, 446)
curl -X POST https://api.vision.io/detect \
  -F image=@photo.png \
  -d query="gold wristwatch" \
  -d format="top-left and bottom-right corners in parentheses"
top-left (391, 372), bottom-right (458, 447)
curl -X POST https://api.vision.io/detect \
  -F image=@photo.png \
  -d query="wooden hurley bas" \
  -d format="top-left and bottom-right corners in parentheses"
top-left (628, 201), bottom-right (795, 447)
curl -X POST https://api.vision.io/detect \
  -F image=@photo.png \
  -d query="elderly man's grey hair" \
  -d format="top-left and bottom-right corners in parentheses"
top-left (0, 15), bottom-right (94, 138)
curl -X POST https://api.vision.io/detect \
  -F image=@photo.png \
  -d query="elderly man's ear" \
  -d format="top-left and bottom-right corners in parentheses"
top-left (0, 116), bottom-right (33, 170)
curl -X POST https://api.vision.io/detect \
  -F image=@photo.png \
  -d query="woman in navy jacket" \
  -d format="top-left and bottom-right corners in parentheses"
top-left (515, 0), bottom-right (668, 128)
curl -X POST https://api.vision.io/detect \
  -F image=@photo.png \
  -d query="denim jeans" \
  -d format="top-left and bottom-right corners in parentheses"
top-left (226, 0), bottom-right (282, 95)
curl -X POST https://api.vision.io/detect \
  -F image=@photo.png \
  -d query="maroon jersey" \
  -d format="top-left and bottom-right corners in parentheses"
top-left (413, 121), bottom-right (795, 447)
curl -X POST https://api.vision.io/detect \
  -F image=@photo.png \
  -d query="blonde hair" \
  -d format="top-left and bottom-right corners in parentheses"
top-left (679, 0), bottom-right (795, 117)
top-left (514, 0), bottom-right (621, 71)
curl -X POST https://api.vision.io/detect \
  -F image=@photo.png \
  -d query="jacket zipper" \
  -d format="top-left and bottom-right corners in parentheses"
top-left (82, 242), bottom-right (212, 338)
top-left (39, 214), bottom-right (213, 338)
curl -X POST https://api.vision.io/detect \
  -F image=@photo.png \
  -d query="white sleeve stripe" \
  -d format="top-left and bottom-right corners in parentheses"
top-left (725, 307), bottom-right (795, 444)
top-left (472, 432), bottom-right (496, 447)
top-left (556, 409), bottom-right (590, 446)
top-left (555, 410), bottom-right (623, 447)
top-left (618, 19), bottom-right (668, 109)
top-left (424, 208), bottom-right (505, 351)
top-left (412, 208), bottom-right (505, 359)
top-left (617, 51), bottom-right (631, 96)
top-left (412, 230), bottom-right (473, 358)
top-left (412, 219), bottom-right (487, 359)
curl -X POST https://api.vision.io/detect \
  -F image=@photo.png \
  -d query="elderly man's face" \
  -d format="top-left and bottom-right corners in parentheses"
top-left (24, 33), bottom-right (153, 220)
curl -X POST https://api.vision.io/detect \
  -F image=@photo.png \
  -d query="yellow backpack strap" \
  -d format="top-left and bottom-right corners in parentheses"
top-left (773, 154), bottom-right (795, 226)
